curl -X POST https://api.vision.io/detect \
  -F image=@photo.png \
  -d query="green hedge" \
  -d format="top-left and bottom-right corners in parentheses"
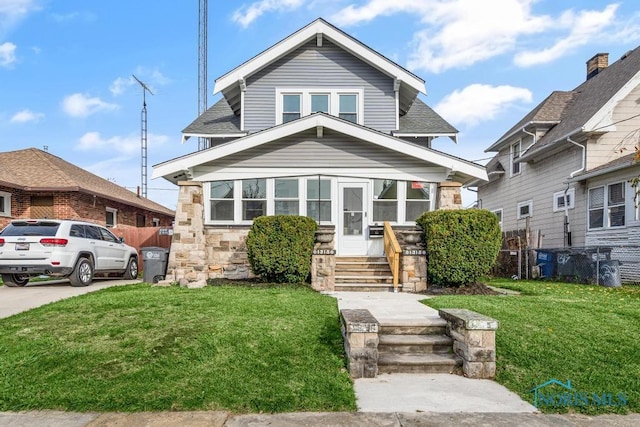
top-left (246, 215), bottom-right (318, 283)
top-left (416, 209), bottom-right (502, 287)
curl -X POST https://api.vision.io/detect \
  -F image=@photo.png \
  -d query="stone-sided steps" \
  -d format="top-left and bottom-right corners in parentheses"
top-left (335, 256), bottom-right (397, 292)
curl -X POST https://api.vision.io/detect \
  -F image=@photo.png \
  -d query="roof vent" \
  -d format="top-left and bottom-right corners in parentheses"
top-left (620, 49), bottom-right (633, 61)
top-left (586, 52), bottom-right (608, 80)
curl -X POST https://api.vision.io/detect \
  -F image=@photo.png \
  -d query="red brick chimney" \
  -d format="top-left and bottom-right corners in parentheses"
top-left (586, 53), bottom-right (608, 80)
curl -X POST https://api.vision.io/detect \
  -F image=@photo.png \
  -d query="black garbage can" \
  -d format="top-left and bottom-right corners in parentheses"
top-left (598, 260), bottom-right (622, 287)
top-left (142, 247), bottom-right (169, 283)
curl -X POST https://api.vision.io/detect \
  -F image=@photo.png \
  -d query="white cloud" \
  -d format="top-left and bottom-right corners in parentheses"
top-left (434, 84), bottom-right (532, 127)
top-left (76, 131), bottom-right (169, 155)
top-left (110, 67), bottom-right (171, 96)
top-left (61, 93), bottom-right (118, 117)
top-left (0, 0), bottom-right (41, 36)
top-left (0, 40), bottom-right (16, 66)
top-left (232, 0), bottom-right (304, 28)
top-left (514, 4), bottom-right (619, 67)
top-left (10, 108), bottom-right (43, 123)
top-left (330, 0), bottom-right (624, 73)
top-left (109, 76), bottom-right (135, 96)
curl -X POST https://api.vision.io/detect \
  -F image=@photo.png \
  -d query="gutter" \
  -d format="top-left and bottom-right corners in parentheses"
top-left (485, 121), bottom-right (559, 153)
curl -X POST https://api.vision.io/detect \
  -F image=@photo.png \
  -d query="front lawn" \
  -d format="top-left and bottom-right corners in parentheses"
top-left (424, 279), bottom-right (640, 414)
top-left (0, 284), bottom-right (356, 413)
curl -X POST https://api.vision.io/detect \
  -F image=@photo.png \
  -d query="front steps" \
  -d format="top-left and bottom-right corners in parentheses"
top-left (335, 256), bottom-right (400, 292)
top-left (377, 319), bottom-right (461, 374)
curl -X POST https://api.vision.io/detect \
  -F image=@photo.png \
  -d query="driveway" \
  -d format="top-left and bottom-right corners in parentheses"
top-left (0, 278), bottom-right (141, 319)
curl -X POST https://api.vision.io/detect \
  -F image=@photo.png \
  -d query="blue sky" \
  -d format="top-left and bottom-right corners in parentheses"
top-left (1, 0), bottom-right (639, 209)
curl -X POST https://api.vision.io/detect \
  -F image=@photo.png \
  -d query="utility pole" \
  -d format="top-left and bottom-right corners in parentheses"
top-left (133, 74), bottom-right (154, 198)
top-left (198, 0), bottom-right (208, 151)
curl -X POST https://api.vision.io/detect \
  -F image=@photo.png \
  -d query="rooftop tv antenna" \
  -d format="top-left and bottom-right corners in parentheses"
top-left (198, 0), bottom-right (208, 151)
top-left (132, 74), bottom-right (154, 198)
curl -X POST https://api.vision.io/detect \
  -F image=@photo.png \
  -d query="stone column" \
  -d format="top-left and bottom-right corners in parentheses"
top-left (436, 181), bottom-right (463, 210)
top-left (340, 309), bottom-right (379, 379)
top-left (311, 228), bottom-right (335, 291)
top-left (397, 228), bottom-right (427, 292)
top-left (165, 181), bottom-right (208, 282)
top-left (438, 308), bottom-right (498, 379)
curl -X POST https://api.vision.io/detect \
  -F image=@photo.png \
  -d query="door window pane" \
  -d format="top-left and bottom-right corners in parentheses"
top-left (343, 187), bottom-right (363, 235)
top-left (283, 94), bottom-right (301, 123)
top-left (242, 179), bottom-right (266, 220)
top-left (373, 179), bottom-right (397, 222)
top-left (210, 181), bottom-right (234, 221)
top-left (339, 94), bottom-right (358, 123)
top-left (311, 94), bottom-right (329, 113)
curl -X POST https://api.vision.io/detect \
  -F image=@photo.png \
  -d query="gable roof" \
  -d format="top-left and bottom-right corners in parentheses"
top-left (519, 46), bottom-right (640, 161)
top-left (485, 91), bottom-right (575, 152)
top-left (396, 98), bottom-right (458, 135)
top-left (214, 18), bottom-right (425, 115)
top-left (0, 148), bottom-right (174, 216)
top-left (154, 113), bottom-right (487, 185)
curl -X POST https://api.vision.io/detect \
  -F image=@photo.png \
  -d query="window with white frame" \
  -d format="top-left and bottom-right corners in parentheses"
top-left (282, 94), bottom-right (301, 123)
top-left (588, 182), bottom-right (625, 229)
top-left (210, 181), bottom-right (234, 221)
top-left (152, 218), bottom-right (160, 227)
top-left (274, 178), bottom-right (299, 215)
top-left (492, 209), bottom-right (503, 229)
top-left (306, 178), bottom-right (331, 222)
top-left (510, 141), bottom-right (521, 176)
top-left (0, 191), bottom-right (10, 216)
top-left (517, 200), bottom-right (533, 219)
top-left (406, 182), bottom-right (432, 221)
top-left (242, 179), bottom-right (267, 220)
top-left (553, 188), bottom-right (575, 212)
top-left (373, 179), bottom-right (397, 222)
top-left (106, 207), bottom-right (117, 227)
top-left (276, 89), bottom-right (363, 125)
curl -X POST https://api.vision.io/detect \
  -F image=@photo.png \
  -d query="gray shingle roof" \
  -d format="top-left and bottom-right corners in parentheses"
top-left (0, 148), bottom-right (175, 216)
top-left (182, 98), bottom-right (242, 135)
top-left (522, 46), bottom-right (640, 159)
top-left (398, 98), bottom-right (458, 134)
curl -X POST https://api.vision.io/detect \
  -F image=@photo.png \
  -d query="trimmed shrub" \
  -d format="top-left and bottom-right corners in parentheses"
top-left (416, 209), bottom-right (502, 287)
top-left (246, 215), bottom-right (318, 283)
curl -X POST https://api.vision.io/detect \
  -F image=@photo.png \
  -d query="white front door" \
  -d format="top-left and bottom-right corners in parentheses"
top-left (338, 182), bottom-right (368, 255)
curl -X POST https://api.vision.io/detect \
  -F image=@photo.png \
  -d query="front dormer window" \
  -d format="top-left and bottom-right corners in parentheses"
top-left (282, 94), bottom-right (301, 123)
top-left (276, 88), bottom-right (363, 125)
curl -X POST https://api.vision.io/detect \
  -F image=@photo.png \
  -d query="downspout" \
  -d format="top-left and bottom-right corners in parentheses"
top-left (564, 136), bottom-right (586, 247)
top-left (520, 127), bottom-right (536, 156)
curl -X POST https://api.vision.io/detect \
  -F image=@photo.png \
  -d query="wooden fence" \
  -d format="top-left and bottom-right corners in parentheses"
top-left (114, 227), bottom-right (172, 271)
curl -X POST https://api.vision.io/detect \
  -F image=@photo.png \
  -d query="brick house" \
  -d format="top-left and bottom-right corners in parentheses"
top-left (0, 148), bottom-right (175, 230)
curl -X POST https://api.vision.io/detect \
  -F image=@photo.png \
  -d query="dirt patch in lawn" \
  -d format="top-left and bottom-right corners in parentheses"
top-left (423, 282), bottom-right (500, 296)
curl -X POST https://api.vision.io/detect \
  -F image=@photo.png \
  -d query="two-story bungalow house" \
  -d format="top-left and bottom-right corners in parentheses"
top-left (477, 47), bottom-right (640, 282)
top-left (153, 18), bottom-right (487, 285)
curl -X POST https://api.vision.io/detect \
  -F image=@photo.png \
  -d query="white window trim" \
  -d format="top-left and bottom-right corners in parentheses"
top-left (588, 182), bottom-right (627, 230)
top-left (275, 88), bottom-right (364, 125)
top-left (510, 140), bottom-right (522, 177)
top-left (106, 207), bottom-right (118, 227)
top-left (553, 188), bottom-right (575, 212)
top-left (152, 218), bottom-right (160, 227)
top-left (517, 200), bottom-right (533, 219)
top-left (0, 190), bottom-right (11, 217)
top-left (492, 208), bottom-right (503, 229)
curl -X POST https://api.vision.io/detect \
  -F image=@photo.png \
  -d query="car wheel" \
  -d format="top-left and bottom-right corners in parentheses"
top-left (69, 257), bottom-right (93, 287)
top-left (123, 258), bottom-right (138, 280)
top-left (2, 273), bottom-right (30, 287)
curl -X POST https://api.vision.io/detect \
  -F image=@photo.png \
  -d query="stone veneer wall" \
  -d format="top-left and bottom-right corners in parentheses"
top-left (436, 181), bottom-right (463, 210)
top-left (311, 228), bottom-right (336, 291)
top-left (396, 228), bottom-right (427, 292)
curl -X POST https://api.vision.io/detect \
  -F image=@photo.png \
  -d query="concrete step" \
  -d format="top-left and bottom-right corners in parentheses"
top-left (335, 283), bottom-right (402, 292)
top-left (378, 320), bottom-right (447, 336)
top-left (377, 353), bottom-right (462, 374)
top-left (378, 334), bottom-right (453, 354)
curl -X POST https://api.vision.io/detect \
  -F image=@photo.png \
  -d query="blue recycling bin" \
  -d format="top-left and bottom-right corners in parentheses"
top-left (536, 250), bottom-right (556, 278)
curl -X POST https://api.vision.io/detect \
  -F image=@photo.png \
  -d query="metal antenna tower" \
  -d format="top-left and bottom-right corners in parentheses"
top-left (133, 74), bottom-right (154, 198)
top-left (198, 0), bottom-right (208, 151)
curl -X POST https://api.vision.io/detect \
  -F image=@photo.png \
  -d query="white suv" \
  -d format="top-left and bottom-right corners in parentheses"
top-left (0, 219), bottom-right (139, 287)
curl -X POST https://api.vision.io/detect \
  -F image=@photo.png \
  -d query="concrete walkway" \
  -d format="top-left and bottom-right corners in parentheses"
top-left (326, 291), bottom-right (537, 413)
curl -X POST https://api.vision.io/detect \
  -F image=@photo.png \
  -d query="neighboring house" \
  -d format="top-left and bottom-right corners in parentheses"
top-left (153, 18), bottom-right (487, 282)
top-left (0, 148), bottom-right (175, 230)
top-left (477, 48), bottom-right (640, 281)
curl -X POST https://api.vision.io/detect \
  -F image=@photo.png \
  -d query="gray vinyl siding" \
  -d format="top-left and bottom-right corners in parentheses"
top-left (203, 129), bottom-right (426, 169)
top-left (479, 140), bottom-right (586, 248)
top-left (244, 39), bottom-right (396, 133)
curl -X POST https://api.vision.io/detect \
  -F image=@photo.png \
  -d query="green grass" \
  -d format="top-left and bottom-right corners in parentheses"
top-left (0, 284), bottom-right (356, 413)
top-left (424, 279), bottom-right (640, 414)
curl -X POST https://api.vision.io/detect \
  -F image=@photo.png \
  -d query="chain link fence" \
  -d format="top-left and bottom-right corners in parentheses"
top-left (493, 246), bottom-right (640, 286)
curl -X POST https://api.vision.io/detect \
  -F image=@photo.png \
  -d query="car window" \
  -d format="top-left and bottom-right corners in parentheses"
top-left (69, 224), bottom-right (85, 238)
top-left (99, 227), bottom-right (117, 243)
top-left (85, 225), bottom-right (103, 240)
top-left (0, 222), bottom-right (60, 236)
